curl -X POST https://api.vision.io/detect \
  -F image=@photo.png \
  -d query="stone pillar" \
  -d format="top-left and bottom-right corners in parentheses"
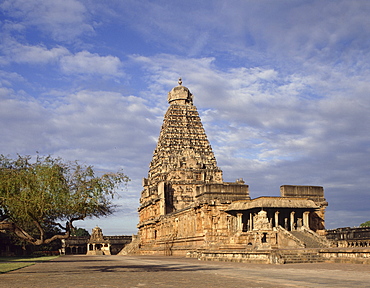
top-left (290, 211), bottom-right (296, 231)
top-left (237, 213), bottom-right (243, 232)
top-left (87, 244), bottom-right (90, 252)
top-left (274, 211), bottom-right (280, 228)
top-left (249, 213), bottom-right (253, 231)
top-left (303, 211), bottom-right (310, 228)
top-left (158, 181), bottom-right (166, 216)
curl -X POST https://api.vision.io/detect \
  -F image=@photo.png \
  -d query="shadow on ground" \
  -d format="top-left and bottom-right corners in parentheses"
top-left (83, 263), bottom-right (221, 273)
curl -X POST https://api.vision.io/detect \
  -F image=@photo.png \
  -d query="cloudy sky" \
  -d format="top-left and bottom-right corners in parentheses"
top-left (1, 0), bottom-right (370, 235)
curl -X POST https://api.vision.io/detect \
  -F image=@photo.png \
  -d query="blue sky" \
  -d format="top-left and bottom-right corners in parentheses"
top-left (1, 0), bottom-right (370, 235)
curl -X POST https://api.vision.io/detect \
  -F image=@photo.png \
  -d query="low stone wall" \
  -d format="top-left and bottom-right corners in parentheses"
top-left (187, 250), bottom-right (271, 264)
top-left (326, 227), bottom-right (370, 249)
top-left (319, 248), bottom-right (370, 264)
top-left (186, 247), bottom-right (370, 264)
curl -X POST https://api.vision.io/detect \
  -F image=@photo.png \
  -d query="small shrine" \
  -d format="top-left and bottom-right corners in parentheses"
top-left (86, 226), bottom-right (111, 255)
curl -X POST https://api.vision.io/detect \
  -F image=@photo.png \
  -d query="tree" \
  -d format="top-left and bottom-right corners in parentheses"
top-left (71, 227), bottom-right (90, 237)
top-left (0, 154), bottom-right (129, 245)
top-left (360, 221), bottom-right (370, 227)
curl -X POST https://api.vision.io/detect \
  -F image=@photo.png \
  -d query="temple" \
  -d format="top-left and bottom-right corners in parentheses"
top-left (61, 227), bottom-right (132, 255)
top-left (135, 79), bottom-right (329, 256)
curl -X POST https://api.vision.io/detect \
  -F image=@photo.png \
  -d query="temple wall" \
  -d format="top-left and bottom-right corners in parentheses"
top-left (280, 185), bottom-right (325, 200)
top-left (187, 248), bottom-right (370, 264)
top-left (138, 202), bottom-right (242, 255)
top-left (196, 182), bottom-right (250, 203)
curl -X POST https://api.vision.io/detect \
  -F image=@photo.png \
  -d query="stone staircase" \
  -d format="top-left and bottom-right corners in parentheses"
top-left (290, 230), bottom-right (329, 248)
top-left (118, 235), bottom-right (140, 255)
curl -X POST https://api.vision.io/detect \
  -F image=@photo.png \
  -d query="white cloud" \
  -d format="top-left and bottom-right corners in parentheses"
top-left (1, 40), bottom-right (69, 64)
top-left (0, 87), bottom-right (160, 233)
top-left (0, 70), bottom-right (25, 87)
top-left (109, 1), bottom-right (370, 77)
top-left (0, 87), bottom-right (51, 154)
top-left (0, 0), bottom-right (93, 41)
top-left (0, 86), bottom-right (160, 177)
top-left (60, 51), bottom-right (122, 76)
top-left (0, 39), bottom-right (123, 77)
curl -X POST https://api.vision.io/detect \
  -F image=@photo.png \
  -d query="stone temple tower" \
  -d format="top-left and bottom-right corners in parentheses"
top-left (138, 79), bottom-right (250, 252)
top-left (135, 79), bottom-right (328, 256)
top-left (146, 78), bottom-right (224, 212)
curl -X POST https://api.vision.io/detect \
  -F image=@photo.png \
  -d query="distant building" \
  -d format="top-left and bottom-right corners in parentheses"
top-left (62, 226), bottom-right (131, 255)
top-left (134, 79), bottom-right (329, 256)
top-left (326, 227), bottom-right (370, 248)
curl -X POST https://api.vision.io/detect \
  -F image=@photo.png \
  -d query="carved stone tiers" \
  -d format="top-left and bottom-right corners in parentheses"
top-left (141, 81), bottom-right (226, 213)
top-left (136, 80), bottom-right (327, 256)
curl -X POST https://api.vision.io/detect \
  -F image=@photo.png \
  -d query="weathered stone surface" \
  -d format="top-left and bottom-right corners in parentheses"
top-left (136, 80), bottom-right (329, 257)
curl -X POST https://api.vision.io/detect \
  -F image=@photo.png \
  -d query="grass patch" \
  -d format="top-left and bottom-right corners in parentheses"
top-left (0, 262), bottom-right (35, 273)
top-left (0, 256), bottom-right (59, 273)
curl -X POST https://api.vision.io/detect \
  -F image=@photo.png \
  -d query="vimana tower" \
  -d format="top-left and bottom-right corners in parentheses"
top-left (136, 79), bottom-right (328, 256)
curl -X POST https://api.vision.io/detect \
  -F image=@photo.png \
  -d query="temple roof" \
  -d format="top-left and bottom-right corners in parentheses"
top-left (226, 196), bottom-right (319, 211)
top-left (167, 78), bottom-right (193, 105)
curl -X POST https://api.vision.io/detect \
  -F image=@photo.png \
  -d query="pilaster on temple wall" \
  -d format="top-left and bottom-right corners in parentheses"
top-left (138, 202), bottom-right (237, 249)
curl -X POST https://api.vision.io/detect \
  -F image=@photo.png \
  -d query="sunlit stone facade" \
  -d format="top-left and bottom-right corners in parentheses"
top-left (137, 80), bottom-right (328, 255)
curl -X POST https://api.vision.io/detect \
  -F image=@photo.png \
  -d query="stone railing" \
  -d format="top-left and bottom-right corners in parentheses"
top-left (118, 235), bottom-right (140, 255)
top-left (300, 226), bottom-right (332, 247)
top-left (276, 226), bottom-right (305, 248)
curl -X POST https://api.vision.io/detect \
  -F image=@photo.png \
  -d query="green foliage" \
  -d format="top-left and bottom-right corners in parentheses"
top-left (360, 221), bottom-right (370, 227)
top-left (0, 262), bottom-right (34, 273)
top-left (71, 227), bottom-right (90, 237)
top-left (0, 154), bottom-right (129, 245)
top-left (0, 256), bottom-right (59, 273)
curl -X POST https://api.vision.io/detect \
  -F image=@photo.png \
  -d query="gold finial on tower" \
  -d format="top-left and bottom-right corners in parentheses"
top-left (178, 78), bottom-right (182, 86)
